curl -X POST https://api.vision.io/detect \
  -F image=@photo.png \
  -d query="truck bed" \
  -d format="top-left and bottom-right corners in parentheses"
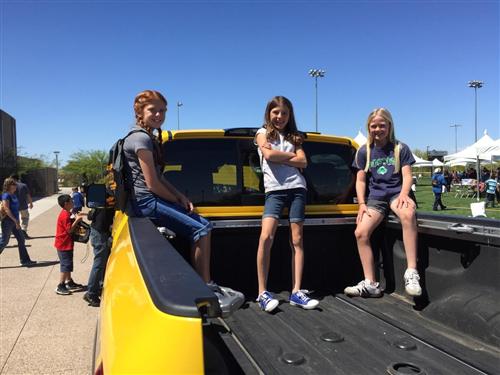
top-left (215, 292), bottom-right (499, 375)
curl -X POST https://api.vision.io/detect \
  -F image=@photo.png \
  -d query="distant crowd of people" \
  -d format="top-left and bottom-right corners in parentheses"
top-left (430, 166), bottom-right (499, 211)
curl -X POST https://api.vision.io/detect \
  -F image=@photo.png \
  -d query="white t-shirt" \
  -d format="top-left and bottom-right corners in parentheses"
top-left (255, 128), bottom-right (307, 193)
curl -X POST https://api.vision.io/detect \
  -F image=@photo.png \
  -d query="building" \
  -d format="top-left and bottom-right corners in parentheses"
top-left (0, 109), bottom-right (17, 181)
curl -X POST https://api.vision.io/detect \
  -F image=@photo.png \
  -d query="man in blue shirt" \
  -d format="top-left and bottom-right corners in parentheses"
top-left (431, 168), bottom-right (447, 211)
top-left (71, 187), bottom-right (85, 214)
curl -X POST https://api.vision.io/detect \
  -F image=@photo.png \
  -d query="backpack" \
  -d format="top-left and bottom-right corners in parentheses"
top-left (0, 200), bottom-right (6, 221)
top-left (108, 129), bottom-right (148, 212)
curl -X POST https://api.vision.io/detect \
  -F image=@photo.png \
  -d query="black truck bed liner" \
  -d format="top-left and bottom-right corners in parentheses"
top-left (219, 292), bottom-right (498, 375)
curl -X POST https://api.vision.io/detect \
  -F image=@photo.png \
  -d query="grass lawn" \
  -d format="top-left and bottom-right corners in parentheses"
top-left (414, 178), bottom-right (500, 220)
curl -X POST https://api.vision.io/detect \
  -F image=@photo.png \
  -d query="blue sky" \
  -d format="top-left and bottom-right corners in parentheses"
top-left (1, 0), bottom-right (498, 166)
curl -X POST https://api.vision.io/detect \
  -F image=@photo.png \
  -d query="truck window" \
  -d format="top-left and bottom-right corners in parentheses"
top-left (162, 138), bottom-right (356, 206)
top-left (302, 142), bottom-right (356, 204)
top-left (162, 139), bottom-right (240, 206)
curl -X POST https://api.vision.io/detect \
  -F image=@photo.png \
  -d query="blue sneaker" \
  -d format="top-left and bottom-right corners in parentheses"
top-left (289, 290), bottom-right (319, 310)
top-left (257, 291), bottom-right (279, 312)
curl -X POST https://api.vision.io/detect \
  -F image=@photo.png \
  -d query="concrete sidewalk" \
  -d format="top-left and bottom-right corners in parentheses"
top-left (0, 190), bottom-right (97, 375)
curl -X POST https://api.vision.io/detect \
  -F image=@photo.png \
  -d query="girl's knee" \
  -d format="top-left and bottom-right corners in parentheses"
top-left (290, 237), bottom-right (303, 249)
top-left (354, 227), bottom-right (369, 242)
top-left (399, 210), bottom-right (416, 225)
top-left (259, 232), bottom-right (274, 247)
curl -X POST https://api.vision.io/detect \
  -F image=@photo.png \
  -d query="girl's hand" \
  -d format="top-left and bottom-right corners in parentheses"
top-left (356, 203), bottom-right (370, 224)
top-left (262, 142), bottom-right (272, 150)
top-left (15, 220), bottom-right (21, 230)
top-left (396, 193), bottom-right (415, 209)
top-left (178, 195), bottom-right (194, 213)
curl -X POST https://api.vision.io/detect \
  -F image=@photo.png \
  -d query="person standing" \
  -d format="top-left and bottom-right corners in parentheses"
top-left (83, 202), bottom-right (115, 307)
top-left (0, 177), bottom-right (36, 266)
top-left (254, 96), bottom-right (319, 312)
top-left (10, 174), bottom-right (34, 239)
top-left (71, 187), bottom-right (85, 214)
top-left (484, 172), bottom-right (498, 208)
top-left (54, 194), bottom-right (86, 295)
top-left (344, 108), bottom-right (422, 298)
top-left (431, 168), bottom-right (447, 211)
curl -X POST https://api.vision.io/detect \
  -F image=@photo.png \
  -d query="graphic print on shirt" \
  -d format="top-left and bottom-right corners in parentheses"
top-left (370, 155), bottom-right (395, 176)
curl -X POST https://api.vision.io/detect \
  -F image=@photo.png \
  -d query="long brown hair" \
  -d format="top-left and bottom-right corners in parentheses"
top-left (263, 96), bottom-right (304, 146)
top-left (133, 90), bottom-right (168, 168)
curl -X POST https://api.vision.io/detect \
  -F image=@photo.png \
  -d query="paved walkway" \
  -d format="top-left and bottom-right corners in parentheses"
top-left (0, 189), bottom-right (96, 375)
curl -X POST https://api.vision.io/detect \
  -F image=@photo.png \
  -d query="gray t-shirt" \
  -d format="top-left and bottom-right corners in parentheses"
top-left (123, 127), bottom-right (162, 201)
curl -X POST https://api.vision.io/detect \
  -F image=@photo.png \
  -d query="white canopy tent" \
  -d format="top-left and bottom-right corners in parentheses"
top-left (478, 139), bottom-right (500, 162)
top-left (413, 155), bottom-right (432, 167)
top-left (353, 130), bottom-right (367, 146)
top-left (432, 158), bottom-right (444, 167)
top-left (444, 131), bottom-right (496, 163)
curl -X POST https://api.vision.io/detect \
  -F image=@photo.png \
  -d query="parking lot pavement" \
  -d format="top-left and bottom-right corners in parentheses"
top-left (0, 191), bottom-right (97, 375)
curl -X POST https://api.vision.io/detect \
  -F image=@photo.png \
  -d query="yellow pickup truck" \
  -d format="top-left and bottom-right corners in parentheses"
top-left (90, 128), bottom-right (500, 375)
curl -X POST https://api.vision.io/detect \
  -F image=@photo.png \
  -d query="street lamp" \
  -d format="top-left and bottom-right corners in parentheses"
top-left (308, 69), bottom-right (326, 132)
top-left (450, 124), bottom-right (462, 153)
top-left (54, 151), bottom-right (60, 192)
top-left (426, 145), bottom-right (430, 160)
top-left (468, 80), bottom-right (484, 201)
top-left (177, 101), bottom-right (183, 130)
top-left (468, 80), bottom-right (483, 142)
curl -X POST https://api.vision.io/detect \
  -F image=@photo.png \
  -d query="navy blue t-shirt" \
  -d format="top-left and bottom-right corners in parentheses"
top-left (353, 142), bottom-right (415, 201)
top-left (15, 182), bottom-right (30, 210)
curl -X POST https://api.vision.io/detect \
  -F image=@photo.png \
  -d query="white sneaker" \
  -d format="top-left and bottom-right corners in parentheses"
top-left (344, 280), bottom-right (382, 298)
top-left (404, 269), bottom-right (422, 296)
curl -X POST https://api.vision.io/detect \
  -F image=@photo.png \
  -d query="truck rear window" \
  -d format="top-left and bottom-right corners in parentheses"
top-left (162, 138), bottom-right (355, 206)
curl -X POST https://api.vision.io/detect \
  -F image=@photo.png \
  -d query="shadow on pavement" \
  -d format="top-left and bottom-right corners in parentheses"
top-left (0, 260), bottom-right (59, 270)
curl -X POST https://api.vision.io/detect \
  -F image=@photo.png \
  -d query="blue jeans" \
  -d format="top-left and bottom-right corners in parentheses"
top-left (134, 196), bottom-right (212, 244)
top-left (87, 227), bottom-right (111, 297)
top-left (0, 218), bottom-right (31, 264)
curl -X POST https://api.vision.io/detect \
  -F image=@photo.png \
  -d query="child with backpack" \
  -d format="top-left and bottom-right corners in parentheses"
top-left (255, 96), bottom-right (319, 312)
top-left (120, 90), bottom-right (244, 313)
top-left (344, 108), bottom-right (422, 298)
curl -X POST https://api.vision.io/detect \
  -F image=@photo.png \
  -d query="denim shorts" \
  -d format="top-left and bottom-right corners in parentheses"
top-left (263, 188), bottom-right (306, 223)
top-left (57, 250), bottom-right (74, 273)
top-left (135, 195), bottom-right (212, 244)
top-left (367, 193), bottom-right (406, 216)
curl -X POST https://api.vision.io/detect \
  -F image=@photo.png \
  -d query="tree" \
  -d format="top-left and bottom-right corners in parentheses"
top-left (412, 148), bottom-right (427, 160)
top-left (17, 154), bottom-right (50, 175)
top-left (62, 150), bottom-right (108, 186)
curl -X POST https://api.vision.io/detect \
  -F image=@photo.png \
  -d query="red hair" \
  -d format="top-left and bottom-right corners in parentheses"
top-left (133, 90), bottom-right (168, 168)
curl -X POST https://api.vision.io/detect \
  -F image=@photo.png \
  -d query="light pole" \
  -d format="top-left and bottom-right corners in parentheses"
top-left (468, 80), bottom-right (483, 142)
top-left (426, 145), bottom-right (430, 160)
top-left (468, 80), bottom-right (484, 201)
top-left (177, 101), bottom-right (183, 130)
top-left (308, 69), bottom-right (325, 132)
top-left (54, 151), bottom-right (60, 191)
top-left (450, 124), bottom-right (462, 153)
